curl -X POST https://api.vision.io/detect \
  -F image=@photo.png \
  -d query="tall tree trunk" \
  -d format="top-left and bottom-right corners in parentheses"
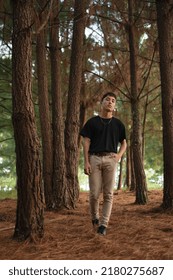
top-left (128, 0), bottom-right (148, 204)
top-left (65, 0), bottom-right (88, 208)
top-left (50, 0), bottom-right (67, 209)
top-left (36, 0), bottom-right (53, 209)
top-left (125, 142), bottom-right (131, 189)
top-left (156, 0), bottom-right (173, 209)
top-left (130, 134), bottom-right (136, 191)
top-left (12, 0), bottom-right (44, 241)
top-left (79, 73), bottom-right (87, 147)
top-left (117, 156), bottom-right (124, 190)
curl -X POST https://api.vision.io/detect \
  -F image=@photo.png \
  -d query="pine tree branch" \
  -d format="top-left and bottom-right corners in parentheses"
top-left (86, 69), bottom-right (130, 100)
top-left (0, 137), bottom-right (13, 143)
top-left (33, 0), bottom-right (54, 35)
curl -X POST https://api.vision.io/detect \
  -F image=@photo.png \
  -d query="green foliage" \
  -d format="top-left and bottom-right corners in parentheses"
top-left (0, 188), bottom-right (17, 199)
top-left (144, 97), bottom-right (163, 178)
top-left (78, 166), bottom-right (89, 191)
top-left (0, 56), bottom-right (16, 188)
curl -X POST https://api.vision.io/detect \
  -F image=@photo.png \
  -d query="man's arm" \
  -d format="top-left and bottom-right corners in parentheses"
top-left (82, 137), bottom-right (92, 175)
top-left (115, 139), bottom-right (127, 162)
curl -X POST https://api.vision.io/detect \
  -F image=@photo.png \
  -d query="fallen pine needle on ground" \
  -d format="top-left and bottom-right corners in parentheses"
top-left (0, 190), bottom-right (173, 260)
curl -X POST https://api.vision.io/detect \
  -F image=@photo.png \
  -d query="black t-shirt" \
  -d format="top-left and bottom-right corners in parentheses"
top-left (80, 116), bottom-right (126, 153)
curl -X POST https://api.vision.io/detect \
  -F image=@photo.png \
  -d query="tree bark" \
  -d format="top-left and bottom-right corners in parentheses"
top-left (65, 0), bottom-right (88, 208)
top-left (36, 0), bottom-right (53, 209)
top-left (130, 132), bottom-right (136, 191)
top-left (125, 143), bottom-right (131, 190)
top-left (50, 0), bottom-right (67, 209)
top-left (12, 0), bottom-right (44, 241)
top-left (156, 0), bottom-right (173, 209)
top-left (117, 156), bottom-right (124, 190)
top-left (128, 0), bottom-right (148, 204)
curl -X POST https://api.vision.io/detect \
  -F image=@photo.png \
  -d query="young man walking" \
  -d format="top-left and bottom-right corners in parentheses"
top-left (80, 92), bottom-right (127, 236)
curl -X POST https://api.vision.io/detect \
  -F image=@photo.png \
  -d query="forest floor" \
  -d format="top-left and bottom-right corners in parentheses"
top-left (0, 189), bottom-right (173, 260)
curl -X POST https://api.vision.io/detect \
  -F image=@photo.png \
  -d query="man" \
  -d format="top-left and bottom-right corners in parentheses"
top-left (80, 92), bottom-right (127, 236)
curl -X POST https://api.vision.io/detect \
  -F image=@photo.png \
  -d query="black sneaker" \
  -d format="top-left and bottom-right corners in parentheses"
top-left (97, 225), bottom-right (106, 235)
top-left (92, 218), bottom-right (99, 226)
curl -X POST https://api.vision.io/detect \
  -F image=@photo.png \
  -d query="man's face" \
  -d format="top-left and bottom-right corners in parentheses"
top-left (101, 95), bottom-right (116, 112)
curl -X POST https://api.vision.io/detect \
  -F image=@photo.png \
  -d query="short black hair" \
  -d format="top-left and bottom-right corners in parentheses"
top-left (101, 92), bottom-right (117, 102)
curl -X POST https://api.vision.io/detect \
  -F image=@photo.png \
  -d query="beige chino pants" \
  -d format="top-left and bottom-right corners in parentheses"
top-left (89, 154), bottom-right (117, 227)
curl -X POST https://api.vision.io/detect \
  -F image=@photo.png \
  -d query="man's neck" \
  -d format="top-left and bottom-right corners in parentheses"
top-left (99, 111), bottom-right (113, 119)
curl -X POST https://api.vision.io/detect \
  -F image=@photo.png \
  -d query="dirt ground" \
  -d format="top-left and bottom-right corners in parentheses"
top-left (0, 190), bottom-right (173, 260)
